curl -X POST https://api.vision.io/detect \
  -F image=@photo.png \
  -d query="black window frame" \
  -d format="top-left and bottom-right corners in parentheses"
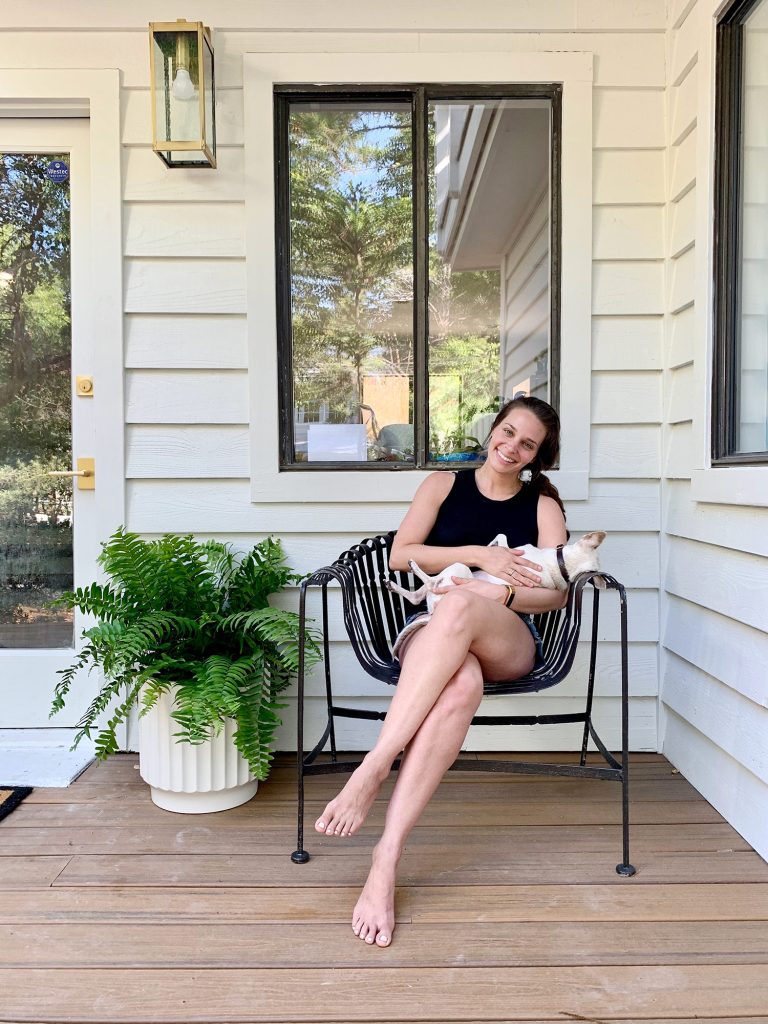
top-left (274, 83), bottom-right (562, 471)
top-left (713, 0), bottom-right (768, 464)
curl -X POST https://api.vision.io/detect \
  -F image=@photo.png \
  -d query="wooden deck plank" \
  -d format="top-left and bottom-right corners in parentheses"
top-left (0, 822), bottom-right (747, 857)
top-left (2, 965), bottom-right (768, 1020)
top-left (24, 776), bottom-right (703, 804)
top-left (4, 920), bottom-right (768, 968)
top-left (7, 798), bottom-right (723, 828)
top-left (3, 882), bottom-right (767, 925)
top-left (50, 849), bottom-right (768, 887)
top-left (4, 880), bottom-right (767, 925)
top-left (0, 856), bottom-right (70, 889)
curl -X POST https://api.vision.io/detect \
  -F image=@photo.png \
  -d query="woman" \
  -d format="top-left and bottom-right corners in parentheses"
top-left (314, 396), bottom-right (569, 947)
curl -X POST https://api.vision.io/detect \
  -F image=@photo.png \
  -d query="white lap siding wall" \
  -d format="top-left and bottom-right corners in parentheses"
top-left (1, 0), bottom-right (667, 753)
top-left (660, 0), bottom-right (768, 859)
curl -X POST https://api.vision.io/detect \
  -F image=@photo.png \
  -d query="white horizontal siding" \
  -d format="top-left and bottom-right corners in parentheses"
top-left (125, 371), bottom-right (249, 424)
top-left (591, 317), bottom-right (663, 370)
top-left (126, 479), bottom-right (662, 533)
top-left (664, 594), bottom-right (768, 709)
top-left (591, 371), bottom-right (662, 424)
top-left (663, 711), bottom-right (768, 858)
top-left (660, 0), bottom-right (768, 861)
top-left (593, 206), bottom-right (665, 260)
top-left (593, 150), bottom-right (666, 204)
top-left (125, 316), bottom-right (247, 369)
top-left (593, 89), bottom-right (666, 149)
top-left (275, 694), bottom-right (659, 752)
top-left (124, 260), bottom-right (247, 314)
top-left (124, 204), bottom-right (246, 258)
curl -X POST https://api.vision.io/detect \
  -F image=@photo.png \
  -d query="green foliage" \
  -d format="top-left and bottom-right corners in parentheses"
top-left (50, 529), bottom-right (321, 780)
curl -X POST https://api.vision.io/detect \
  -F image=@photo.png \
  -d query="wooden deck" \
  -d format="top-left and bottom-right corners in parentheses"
top-left (2, 751), bottom-right (768, 1023)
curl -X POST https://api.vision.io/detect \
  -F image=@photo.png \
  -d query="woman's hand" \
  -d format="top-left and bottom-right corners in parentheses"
top-left (474, 546), bottom-right (542, 588)
top-left (434, 577), bottom-right (510, 603)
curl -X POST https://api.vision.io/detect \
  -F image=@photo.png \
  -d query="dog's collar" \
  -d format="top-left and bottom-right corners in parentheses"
top-left (556, 544), bottom-right (570, 584)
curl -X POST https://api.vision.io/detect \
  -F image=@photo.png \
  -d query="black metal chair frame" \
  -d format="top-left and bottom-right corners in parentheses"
top-left (291, 531), bottom-right (636, 876)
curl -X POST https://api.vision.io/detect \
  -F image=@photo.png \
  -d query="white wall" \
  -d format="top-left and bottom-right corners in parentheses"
top-left (0, 0), bottom-right (667, 753)
top-left (660, 0), bottom-right (768, 860)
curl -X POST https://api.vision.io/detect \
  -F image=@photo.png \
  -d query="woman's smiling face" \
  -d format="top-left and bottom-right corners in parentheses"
top-left (487, 408), bottom-right (547, 474)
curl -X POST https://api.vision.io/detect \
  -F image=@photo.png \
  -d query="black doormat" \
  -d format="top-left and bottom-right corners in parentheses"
top-left (0, 787), bottom-right (33, 823)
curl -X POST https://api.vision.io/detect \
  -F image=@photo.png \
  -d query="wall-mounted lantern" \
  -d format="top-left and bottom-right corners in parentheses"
top-left (149, 19), bottom-right (216, 168)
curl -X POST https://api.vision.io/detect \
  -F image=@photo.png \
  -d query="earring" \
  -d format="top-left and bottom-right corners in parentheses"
top-left (518, 468), bottom-right (532, 483)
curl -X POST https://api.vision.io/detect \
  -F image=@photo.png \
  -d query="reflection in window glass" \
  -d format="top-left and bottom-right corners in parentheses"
top-left (738, 0), bottom-right (768, 453)
top-left (288, 102), bottom-right (415, 463)
top-left (0, 154), bottom-right (73, 648)
top-left (430, 99), bottom-right (551, 460)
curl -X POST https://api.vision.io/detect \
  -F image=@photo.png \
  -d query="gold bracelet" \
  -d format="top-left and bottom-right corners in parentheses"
top-left (504, 584), bottom-right (516, 608)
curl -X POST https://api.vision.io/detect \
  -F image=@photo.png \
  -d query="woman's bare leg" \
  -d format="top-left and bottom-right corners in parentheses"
top-left (352, 655), bottom-right (485, 946)
top-left (315, 590), bottom-right (534, 837)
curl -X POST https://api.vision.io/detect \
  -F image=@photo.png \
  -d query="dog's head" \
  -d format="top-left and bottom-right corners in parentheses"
top-left (566, 531), bottom-right (607, 588)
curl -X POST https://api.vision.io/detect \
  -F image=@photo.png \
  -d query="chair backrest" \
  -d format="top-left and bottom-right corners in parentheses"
top-left (325, 532), bottom-right (597, 694)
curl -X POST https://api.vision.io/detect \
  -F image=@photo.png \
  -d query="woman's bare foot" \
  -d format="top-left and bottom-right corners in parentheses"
top-left (352, 846), bottom-right (398, 947)
top-left (314, 755), bottom-right (390, 837)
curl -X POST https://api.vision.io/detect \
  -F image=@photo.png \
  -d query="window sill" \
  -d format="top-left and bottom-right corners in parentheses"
top-left (690, 467), bottom-right (768, 507)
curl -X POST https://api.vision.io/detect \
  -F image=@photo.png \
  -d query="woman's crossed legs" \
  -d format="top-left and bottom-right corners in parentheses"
top-left (314, 589), bottom-right (536, 947)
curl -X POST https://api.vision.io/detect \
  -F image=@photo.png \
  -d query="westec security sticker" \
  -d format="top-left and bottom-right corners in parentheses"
top-left (46, 160), bottom-right (69, 184)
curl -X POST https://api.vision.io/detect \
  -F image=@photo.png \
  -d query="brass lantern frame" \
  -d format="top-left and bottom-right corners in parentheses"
top-left (149, 19), bottom-right (216, 168)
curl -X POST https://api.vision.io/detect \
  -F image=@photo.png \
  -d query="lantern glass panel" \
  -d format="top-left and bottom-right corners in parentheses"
top-left (203, 33), bottom-right (216, 157)
top-left (152, 28), bottom-right (208, 166)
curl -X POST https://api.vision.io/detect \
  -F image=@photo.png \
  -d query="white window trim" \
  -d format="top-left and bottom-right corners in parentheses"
top-left (690, 3), bottom-right (768, 507)
top-left (243, 51), bottom-right (593, 502)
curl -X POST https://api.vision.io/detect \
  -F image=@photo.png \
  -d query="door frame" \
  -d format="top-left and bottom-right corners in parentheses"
top-left (0, 70), bottom-right (124, 739)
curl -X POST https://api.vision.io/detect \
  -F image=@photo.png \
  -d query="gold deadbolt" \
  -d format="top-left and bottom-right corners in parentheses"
top-left (76, 376), bottom-right (94, 396)
top-left (48, 457), bottom-right (95, 490)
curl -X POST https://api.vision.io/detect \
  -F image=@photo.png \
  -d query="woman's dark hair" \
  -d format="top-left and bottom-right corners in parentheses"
top-left (487, 396), bottom-right (567, 521)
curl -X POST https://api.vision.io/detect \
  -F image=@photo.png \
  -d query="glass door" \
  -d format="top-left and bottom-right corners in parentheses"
top-left (0, 119), bottom-right (99, 732)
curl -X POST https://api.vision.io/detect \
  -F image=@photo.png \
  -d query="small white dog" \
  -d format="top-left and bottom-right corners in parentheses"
top-left (386, 532), bottom-right (607, 614)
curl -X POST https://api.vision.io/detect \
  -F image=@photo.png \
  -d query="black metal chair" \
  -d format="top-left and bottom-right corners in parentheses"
top-left (291, 531), bottom-right (636, 876)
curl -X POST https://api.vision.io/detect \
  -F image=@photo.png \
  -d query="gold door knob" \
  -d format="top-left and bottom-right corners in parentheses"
top-left (48, 458), bottom-right (95, 490)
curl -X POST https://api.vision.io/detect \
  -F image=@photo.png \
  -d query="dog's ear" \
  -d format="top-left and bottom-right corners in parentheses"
top-left (489, 534), bottom-right (509, 548)
top-left (593, 574), bottom-right (608, 590)
top-left (580, 531), bottom-right (606, 548)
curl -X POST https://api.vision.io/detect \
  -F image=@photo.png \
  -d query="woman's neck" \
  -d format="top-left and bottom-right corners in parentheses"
top-left (474, 463), bottom-right (523, 501)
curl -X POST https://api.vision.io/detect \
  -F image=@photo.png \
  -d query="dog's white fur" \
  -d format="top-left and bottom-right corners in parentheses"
top-left (386, 532), bottom-right (607, 614)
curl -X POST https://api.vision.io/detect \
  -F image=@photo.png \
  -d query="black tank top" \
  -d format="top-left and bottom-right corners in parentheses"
top-left (425, 469), bottom-right (540, 557)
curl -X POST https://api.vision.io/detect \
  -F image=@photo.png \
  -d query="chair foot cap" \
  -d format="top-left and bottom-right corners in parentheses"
top-left (616, 863), bottom-right (637, 876)
top-left (291, 850), bottom-right (311, 864)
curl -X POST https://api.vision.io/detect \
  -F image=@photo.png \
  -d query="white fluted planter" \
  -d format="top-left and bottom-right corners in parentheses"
top-left (138, 687), bottom-right (258, 813)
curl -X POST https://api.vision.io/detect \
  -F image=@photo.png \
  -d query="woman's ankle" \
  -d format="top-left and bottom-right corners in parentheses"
top-left (372, 838), bottom-right (403, 870)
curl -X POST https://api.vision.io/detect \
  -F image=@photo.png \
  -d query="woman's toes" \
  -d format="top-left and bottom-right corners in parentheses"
top-left (376, 931), bottom-right (390, 947)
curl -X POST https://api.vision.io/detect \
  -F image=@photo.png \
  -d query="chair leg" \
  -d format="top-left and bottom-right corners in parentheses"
top-left (291, 583), bottom-right (311, 864)
top-left (580, 588), bottom-right (600, 766)
top-left (615, 584), bottom-right (636, 877)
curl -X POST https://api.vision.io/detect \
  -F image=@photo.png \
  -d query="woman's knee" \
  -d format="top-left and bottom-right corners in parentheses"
top-left (436, 659), bottom-right (484, 717)
top-left (430, 589), bottom-right (479, 635)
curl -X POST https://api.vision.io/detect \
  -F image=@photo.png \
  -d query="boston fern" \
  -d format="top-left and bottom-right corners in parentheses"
top-left (50, 528), bottom-right (320, 779)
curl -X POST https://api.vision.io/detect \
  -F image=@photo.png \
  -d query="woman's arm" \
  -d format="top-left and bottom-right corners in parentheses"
top-left (521, 494), bottom-right (570, 611)
top-left (389, 473), bottom-right (490, 573)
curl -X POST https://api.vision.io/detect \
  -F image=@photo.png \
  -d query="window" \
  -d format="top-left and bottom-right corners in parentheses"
top-left (713, 0), bottom-right (768, 463)
top-left (275, 86), bottom-right (560, 469)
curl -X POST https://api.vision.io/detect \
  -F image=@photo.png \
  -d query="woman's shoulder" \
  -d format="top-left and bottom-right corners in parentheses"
top-left (415, 470), bottom-right (456, 503)
top-left (536, 492), bottom-right (568, 542)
